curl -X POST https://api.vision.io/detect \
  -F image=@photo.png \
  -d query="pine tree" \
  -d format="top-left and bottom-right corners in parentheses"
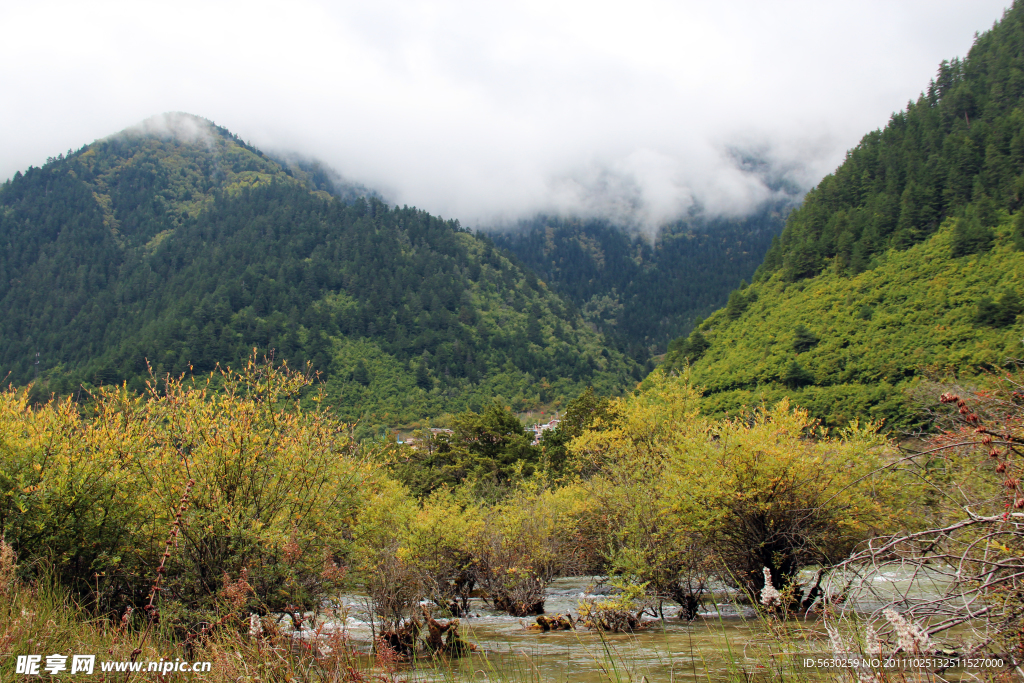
top-left (792, 325), bottom-right (819, 353)
top-left (353, 358), bottom-right (370, 386)
top-left (951, 215), bottom-right (994, 257)
top-left (415, 359), bottom-right (431, 390)
top-left (782, 360), bottom-right (815, 388)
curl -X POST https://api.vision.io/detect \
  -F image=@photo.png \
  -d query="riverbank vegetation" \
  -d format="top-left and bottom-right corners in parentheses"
top-left (9, 355), bottom-right (1018, 680)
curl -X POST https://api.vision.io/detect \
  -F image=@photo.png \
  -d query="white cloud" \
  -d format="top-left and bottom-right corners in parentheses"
top-left (127, 112), bottom-right (215, 147)
top-left (0, 0), bottom-right (1011, 228)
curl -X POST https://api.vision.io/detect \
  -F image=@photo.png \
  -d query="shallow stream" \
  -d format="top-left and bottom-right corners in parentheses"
top-left (298, 572), bottom-right (989, 682)
top-left (326, 577), bottom-right (790, 681)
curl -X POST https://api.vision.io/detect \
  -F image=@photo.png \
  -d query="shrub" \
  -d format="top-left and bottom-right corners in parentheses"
top-left (577, 578), bottom-right (655, 632)
top-left (0, 387), bottom-right (144, 599)
top-left (671, 400), bottom-right (903, 600)
top-left (1, 356), bottom-right (372, 624)
top-left (468, 482), bottom-right (589, 616)
top-left (400, 489), bottom-right (481, 616)
top-left (570, 373), bottom-right (905, 605)
top-left (349, 469), bottom-right (420, 631)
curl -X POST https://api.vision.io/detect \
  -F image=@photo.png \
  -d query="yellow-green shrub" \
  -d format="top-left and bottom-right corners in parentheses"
top-left (571, 372), bottom-right (907, 604)
top-left (0, 387), bottom-right (143, 599)
top-left (467, 480), bottom-right (591, 616)
top-left (1, 358), bottom-right (374, 624)
top-left (400, 489), bottom-right (482, 614)
top-left (350, 475), bottom-right (419, 627)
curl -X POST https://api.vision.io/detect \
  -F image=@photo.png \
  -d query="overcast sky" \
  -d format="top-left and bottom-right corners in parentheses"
top-left (0, 0), bottom-right (1012, 229)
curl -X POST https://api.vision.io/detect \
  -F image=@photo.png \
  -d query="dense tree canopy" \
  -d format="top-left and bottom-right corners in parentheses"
top-left (492, 204), bottom-right (789, 360)
top-left (0, 116), bottom-right (636, 427)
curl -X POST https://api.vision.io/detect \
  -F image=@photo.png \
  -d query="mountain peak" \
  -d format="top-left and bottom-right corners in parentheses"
top-left (132, 111), bottom-right (216, 139)
top-left (124, 112), bottom-right (220, 145)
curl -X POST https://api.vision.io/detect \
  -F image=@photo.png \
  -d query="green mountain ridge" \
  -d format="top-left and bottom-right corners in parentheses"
top-left (663, 2), bottom-right (1024, 428)
top-left (665, 218), bottom-right (1024, 428)
top-left (492, 203), bottom-right (790, 361)
top-left (0, 114), bottom-right (637, 432)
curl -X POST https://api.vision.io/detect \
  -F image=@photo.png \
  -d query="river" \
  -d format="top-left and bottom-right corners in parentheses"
top-left (301, 573), bottom-right (971, 682)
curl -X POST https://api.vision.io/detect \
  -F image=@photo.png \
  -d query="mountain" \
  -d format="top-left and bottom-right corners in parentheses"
top-left (267, 152), bottom-right (381, 204)
top-left (662, 2), bottom-right (1024, 428)
top-left (0, 114), bottom-right (637, 434)
top-left (491, 202), bottom-right (790, 364)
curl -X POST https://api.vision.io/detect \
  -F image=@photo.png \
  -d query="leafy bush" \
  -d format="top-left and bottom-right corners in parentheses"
top-left (1, 357), bottom-right (371, 624)
top-left (400, 489), bottom-right (481, 615)
top-left (570, 373), bottom-right (905, 604)
top-left (672, 400), bottom-right (903, 599)
top-left (577, 578), bottom-right (655, 632)
top-left (468, 483), bottom-right (589, 616)
top-left (0, 388), bottom-right (145, 599)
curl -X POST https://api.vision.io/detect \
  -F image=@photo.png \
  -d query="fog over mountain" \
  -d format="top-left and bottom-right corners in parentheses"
top-left (1, 0), bottom-right (1011, 230)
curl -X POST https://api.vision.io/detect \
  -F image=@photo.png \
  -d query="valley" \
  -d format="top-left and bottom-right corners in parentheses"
top-left (2, 3), bottom-right (1024, 680)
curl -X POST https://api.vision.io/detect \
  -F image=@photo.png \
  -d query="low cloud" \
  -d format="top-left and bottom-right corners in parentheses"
top-left (125, 112), bottom-right (216, 148)
top-left (542, 147), bottom-right (783, 235)
top-left (0, 0), bottom-right (1010, 231)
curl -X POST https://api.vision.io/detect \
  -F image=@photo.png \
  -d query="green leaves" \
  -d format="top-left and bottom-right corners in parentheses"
top-left (671, 216), bottom-right (1024, 429)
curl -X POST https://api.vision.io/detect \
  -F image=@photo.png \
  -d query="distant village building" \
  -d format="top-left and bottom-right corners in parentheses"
top-left (530, 419), bottom-right (560, 445)
top-left (399, 427), bottom-right (453, 450)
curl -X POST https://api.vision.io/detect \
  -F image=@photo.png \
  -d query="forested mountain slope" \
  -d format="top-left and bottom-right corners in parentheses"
top-left (662, 3), bottom-right (1024, 428)
top-left (0, 114), bottom-right (636, 431)
top-left (492, 202), bottom-right (789, 362)
top-left (665, 223), bottom-right (1024, 427)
